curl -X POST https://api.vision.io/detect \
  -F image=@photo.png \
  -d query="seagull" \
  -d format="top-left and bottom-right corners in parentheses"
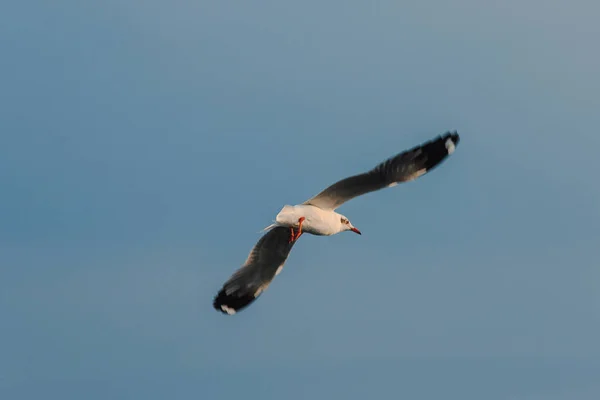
top-left (213, 131), bottom-right (460, 315)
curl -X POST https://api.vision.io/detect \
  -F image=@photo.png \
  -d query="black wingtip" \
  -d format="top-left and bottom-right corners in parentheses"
top-left (393, 130), bottom-right (460, 180)
top-left (442, 130), bottom-right (460, 146)
top-left (450, 131), bottom-right (461, 145)
top-left (213, 289), bottom-right (256, 315)
top-left (438, 130), bottom-right (460, 157)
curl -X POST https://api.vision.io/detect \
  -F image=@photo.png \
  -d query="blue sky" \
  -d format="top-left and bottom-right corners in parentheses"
top-left (2, 1), bottom-right (600, 399)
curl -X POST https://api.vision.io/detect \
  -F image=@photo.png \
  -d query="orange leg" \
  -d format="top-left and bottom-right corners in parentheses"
top-left (297, 217), bottom-right (305, 234)
top-left (289, 217), bottom-right (306, 243)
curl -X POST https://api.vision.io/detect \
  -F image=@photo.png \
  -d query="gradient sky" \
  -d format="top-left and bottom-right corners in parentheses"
top-left (2, 1), bottom-right (600, 399)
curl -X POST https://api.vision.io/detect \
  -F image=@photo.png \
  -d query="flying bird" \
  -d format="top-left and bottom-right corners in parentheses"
top-left (213, 132), bottom-right (460, 315)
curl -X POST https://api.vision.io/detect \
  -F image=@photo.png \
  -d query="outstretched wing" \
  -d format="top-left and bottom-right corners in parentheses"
top-left (303, 131), bottom-right (460, 210)
top-left (213, 226), bottom-right (298, 315)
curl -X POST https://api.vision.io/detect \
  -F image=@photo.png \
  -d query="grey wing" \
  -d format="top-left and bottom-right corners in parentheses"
top-left (303, 131), bottom-right (460, 210)
top-left (213, 226), bottom-right (298, 315)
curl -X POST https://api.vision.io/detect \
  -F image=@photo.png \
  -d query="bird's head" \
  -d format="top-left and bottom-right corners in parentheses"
top-left (339, 215), bottom-right (361, 235)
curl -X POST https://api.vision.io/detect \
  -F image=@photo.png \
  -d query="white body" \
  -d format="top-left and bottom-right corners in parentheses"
top-left (274, 204), bottom-right (343, 236)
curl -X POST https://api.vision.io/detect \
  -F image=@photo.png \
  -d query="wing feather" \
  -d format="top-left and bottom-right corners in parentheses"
top-left (303, 132), bottom-right (460, 210)
top-left (213, 226), bottom-right (297, 315)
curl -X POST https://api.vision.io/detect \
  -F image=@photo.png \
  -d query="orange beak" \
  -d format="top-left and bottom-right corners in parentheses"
top-left (350, 227), bottom-right (362, 235)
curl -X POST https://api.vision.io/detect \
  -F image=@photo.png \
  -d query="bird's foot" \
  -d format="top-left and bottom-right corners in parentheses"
top-left (288, 217), bottom-right (305, 243)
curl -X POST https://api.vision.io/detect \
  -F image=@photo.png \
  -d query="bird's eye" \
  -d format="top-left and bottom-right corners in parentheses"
top-left (341, 218), bottom-right (348, 224)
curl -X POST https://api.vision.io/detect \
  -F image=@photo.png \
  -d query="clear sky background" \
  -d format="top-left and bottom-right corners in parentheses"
top-left (2, 1), bottom-right (600, 399)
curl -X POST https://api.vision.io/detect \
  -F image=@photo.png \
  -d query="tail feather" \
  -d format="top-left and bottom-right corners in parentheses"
top-left (260, 222), bottom-right (279, 233)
